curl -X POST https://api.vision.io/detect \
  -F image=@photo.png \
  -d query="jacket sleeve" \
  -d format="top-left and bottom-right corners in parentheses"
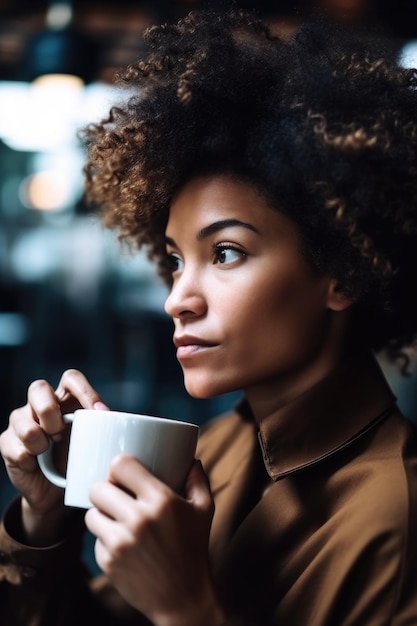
top-left (0, 498), bottom-right (148, 626)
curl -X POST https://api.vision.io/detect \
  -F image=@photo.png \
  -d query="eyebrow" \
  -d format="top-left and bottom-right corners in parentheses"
top-left (165, 218), bottom-right (259, 247)
top-left (197, 218), bottom-right (259, 240)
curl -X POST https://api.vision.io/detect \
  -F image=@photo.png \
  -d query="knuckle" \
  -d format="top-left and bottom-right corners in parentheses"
top-left (99, 534), bottom-right (132, 573)
top-left (14, 441), bottom-right (39, 464)
top-left (9, 407), bottom-right (23, 423)
top-left (131, 514), bottom-right (153, 540)
top-left (27, 379), bottom-right (51, 394)
top-left (60, 368), bottom-right (82, 382)
top-left (59, 369), bottom-right (97, 403)
top-left (20, 419), bottom-right (44, 446)
top-left (111, 537), bottom-right (131, 561)
top-left (146, 493), bottom-right (175, 523)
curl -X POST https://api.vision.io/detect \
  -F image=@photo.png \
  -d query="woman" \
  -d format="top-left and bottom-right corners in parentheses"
top-left (1, 8), bottom-right (417, 626)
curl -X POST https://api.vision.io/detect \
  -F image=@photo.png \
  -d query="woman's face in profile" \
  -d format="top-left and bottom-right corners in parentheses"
top-left (164, 175), bottom-right (342, 405)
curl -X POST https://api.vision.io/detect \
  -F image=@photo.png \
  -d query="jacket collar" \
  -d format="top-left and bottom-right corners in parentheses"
top-left (244, 351), bottom-right (397, 480)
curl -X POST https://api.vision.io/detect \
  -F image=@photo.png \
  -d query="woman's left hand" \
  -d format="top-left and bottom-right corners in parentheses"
top-left (85, 457), bottom-right (225, 626)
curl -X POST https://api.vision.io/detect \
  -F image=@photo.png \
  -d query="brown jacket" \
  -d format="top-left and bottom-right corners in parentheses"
top-left (1, 351), bottom-right (417, 625)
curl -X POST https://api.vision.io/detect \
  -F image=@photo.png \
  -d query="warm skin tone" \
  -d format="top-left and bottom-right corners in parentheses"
top-left (165, 175), bottom-right (354, 420)
top-left (0, 174), bottom-right (354, 626)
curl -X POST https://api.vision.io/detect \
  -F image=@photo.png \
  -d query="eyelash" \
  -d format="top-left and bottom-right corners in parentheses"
top-left (213, 243), bottom-right (246, 265)
top-left (166, 252), bottom-right (182, 273)
top-left (165, 243), bottom-right (247, 273)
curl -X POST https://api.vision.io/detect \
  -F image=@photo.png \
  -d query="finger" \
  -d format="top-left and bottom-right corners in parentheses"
top-left (107, 454), bottom-right (168, 500)
top-left (9, 405), bottom-right (51, 456)
top-left (93, 536), bottom-right (110, 573)
top-left (55, 369), bottom-right (110, 412)
top-left (85, 506), bottom-right (119, 555)
top-left (184, 460), bottom-right (214, 516)
top-left (88, 479), bottom-right (137, 522)
top-left (89, 528), bottom-right (124, 578)
top-left (27, 379), bottom-right (65, 436)
top-left (0, 423), bottom-right (41, 471)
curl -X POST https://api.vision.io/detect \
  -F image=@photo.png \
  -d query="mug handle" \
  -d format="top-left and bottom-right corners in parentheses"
top-left (37, 413), bottom-right (74, 489)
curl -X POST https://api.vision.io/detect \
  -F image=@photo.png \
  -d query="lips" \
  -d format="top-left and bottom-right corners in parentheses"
top-left (174, 335), bottom-right (215, 348)
top-left (173, 335), bottom-right (217, 359)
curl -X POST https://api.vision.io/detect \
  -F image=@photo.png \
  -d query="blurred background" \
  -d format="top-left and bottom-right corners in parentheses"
top-left (1, 0), bottom-right (417, 514)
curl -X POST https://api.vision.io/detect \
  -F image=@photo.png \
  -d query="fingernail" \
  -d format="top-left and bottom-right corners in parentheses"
top-left (51, 433), bottom-right (63, 443)
top-left (94, 401), bottom-right (110, 410)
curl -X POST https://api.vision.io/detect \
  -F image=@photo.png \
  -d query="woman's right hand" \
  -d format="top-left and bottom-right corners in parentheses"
top-left (0, 369), bottom-right (109, 544)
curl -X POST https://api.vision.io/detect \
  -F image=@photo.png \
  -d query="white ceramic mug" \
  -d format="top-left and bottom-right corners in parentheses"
top-left (37, 409), bottom-right (200, 509)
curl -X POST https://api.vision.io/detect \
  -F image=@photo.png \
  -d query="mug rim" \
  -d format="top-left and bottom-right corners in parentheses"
top-left (71, 408), bottom-right (199, 429)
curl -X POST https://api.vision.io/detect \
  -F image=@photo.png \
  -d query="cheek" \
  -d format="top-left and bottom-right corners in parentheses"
top-left (236, 273), bottom-right (329, 351)
top-left (258, 262), bottom-right (329, 316)
top-left (246, 272), bottom-right (302, 320)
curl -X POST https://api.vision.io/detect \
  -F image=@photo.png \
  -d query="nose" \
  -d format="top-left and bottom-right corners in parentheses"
top-left (164, 270), bottom-right (207, 320)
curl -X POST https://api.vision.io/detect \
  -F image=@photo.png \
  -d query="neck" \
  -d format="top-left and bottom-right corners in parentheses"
top-left (245, 310), bottom-right (359, 422)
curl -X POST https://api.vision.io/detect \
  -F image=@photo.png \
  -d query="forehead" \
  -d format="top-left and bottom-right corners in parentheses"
top-left (167, 175), bottom-right (277, 230)
top-left (165, 174), bottom-right (306, 257)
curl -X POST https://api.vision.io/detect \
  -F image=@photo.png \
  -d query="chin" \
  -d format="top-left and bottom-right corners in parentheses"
top-left (184, 384), bottom-right (218, 399)
top-left (183, 375), bottom-right (237, 399)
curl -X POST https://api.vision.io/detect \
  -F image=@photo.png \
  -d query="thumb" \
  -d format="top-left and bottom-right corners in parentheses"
top-left (184, 459), bottom-right (214, 518)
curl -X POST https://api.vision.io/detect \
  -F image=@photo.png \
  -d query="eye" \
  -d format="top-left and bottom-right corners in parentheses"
top-left (214, 244), bottom-right (246, 265)
top-left (166, 252), bottom-right (184, 273)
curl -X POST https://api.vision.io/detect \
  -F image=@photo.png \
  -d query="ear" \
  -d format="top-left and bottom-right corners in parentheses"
top-left (327, 278), bottom-right (357, 312)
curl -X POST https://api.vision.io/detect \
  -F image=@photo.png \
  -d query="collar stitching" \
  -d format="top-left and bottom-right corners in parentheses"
top-left (259, 405), bottom-right (395, 482)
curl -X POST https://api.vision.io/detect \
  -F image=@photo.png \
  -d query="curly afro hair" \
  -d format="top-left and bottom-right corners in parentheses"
top-left (81, 8), bottom-right (417, 359)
